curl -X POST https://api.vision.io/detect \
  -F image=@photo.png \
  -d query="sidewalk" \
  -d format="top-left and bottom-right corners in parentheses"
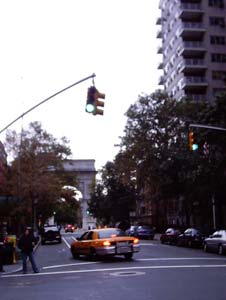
top-left (2, 260), bottom-right (22, 274)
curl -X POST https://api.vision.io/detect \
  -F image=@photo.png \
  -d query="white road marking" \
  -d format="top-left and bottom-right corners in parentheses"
top-left (140, 243), bottom-right (156, 246)
top-left (137, 257), bottom-right (226, 261)
top-left (62, 237), bottom-right (71, 248)
top-left (43, 261), bottom-right (101, 269)
top-left (2, 264), bottom-right (226, 278)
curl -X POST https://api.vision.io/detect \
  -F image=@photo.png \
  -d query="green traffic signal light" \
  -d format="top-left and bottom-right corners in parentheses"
top-left (86, 103), bottom-right (95, 113)
top-left (192, 143), bottom-right (199, 151)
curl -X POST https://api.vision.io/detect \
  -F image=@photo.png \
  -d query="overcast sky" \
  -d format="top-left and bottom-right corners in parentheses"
top-left (0, 0), bottom-right (161, 170)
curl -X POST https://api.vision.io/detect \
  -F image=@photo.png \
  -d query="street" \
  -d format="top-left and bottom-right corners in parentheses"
top-left (1, 232), bottom-right (226, 300)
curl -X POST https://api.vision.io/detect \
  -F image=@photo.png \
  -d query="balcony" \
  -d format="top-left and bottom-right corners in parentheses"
top-left (157, 46), bottom-right (163, 54)
top-left (179, 3), bottom-right (204, 19)
top-left (156, 17), bottom-right (162, 25)
top-left (182, 76), bottom-right (208, 92)
top-left (158, 75), bottom-right (165, 85)
top-left (156, 30), bottom-right (162, 39)
top-left (157, 62), bottom-right (164, 69)
top-left (178, 41), bottom-right (206, 56)
top-left (179, 22), bottom-right (206, 39)
top-left (181, 58), bottom-right (207, 73)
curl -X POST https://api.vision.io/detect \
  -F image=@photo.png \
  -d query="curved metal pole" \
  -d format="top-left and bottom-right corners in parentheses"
top-left (0, 73), bottom-right (96, 134)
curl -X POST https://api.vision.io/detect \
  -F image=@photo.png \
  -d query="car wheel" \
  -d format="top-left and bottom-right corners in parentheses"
top-left (124, 253), bottom-right (133, 260)
top-left (203, 243), bottom-right (209, 252)
top-left (218, 244), bottom-right (224, 255)
top-left (58, 238), bottom-right (62, 244)
top-left (41, 240), bottom-right (45, 245)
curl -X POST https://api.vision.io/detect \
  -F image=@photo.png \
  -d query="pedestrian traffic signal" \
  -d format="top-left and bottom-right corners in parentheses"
top-left (85, 86), bottom-right (105, 115)
top-left (189, 130), bottom-right (199, 151)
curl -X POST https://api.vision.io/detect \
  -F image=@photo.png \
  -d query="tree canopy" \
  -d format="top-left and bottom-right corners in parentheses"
top-left (1, 121), bottom-right (79, 232)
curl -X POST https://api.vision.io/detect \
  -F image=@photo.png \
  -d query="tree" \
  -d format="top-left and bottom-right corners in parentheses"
top-left (3, 121), bottom-right (73, 232)
top-left (112, 91), bottom-right (226, 230)
top-left (88, 161), bottom-right (137, 227)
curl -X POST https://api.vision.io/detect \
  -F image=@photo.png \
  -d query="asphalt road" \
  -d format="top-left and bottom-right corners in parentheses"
top-left (1, 232), bottom-right (226, 300)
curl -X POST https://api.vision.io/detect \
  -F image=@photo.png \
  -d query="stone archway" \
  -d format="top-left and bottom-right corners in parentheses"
top-left (63, 159), bottom-right (97, 229)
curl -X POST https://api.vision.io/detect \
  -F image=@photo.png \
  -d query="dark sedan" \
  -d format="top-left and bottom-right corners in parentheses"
top-left (40, 225), bottom-right (62, 245)
top-left (134, 225), bottom-right (155, 240)
top-left (160, 228), bottom-right (181, 245)
top-left (177, 228), bottom-right (204, 248)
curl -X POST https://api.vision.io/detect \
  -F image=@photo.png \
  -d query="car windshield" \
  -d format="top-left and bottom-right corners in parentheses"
top-left (98, 229), bottom-right (126, 239)
top-left (44, 226), bottom-right (58, 232)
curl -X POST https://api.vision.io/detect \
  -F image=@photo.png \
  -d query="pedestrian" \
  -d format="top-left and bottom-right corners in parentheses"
top-left (18, 227), bottom-right (39, 274)
top-left (0, 231), bottom-right (5, 272)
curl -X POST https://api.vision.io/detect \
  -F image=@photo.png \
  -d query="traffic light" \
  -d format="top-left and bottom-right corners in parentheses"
top-left (85, 86), bottom-right (105, 115)
top-left (189, 130), bottom-right (199, 151)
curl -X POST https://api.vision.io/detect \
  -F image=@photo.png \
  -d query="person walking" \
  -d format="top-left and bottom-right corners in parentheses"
top-left (18, 227), bottom-right (39, 274)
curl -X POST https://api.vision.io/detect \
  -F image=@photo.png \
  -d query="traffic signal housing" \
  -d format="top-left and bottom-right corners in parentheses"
top-left (189, 130), bottom-right (199, 151)
top-left (93, 89), bottom-right (105, 115)
top-left (85, 86), bottom-right (105, 116)
top-left (86, 86), bottom-right (96, 113)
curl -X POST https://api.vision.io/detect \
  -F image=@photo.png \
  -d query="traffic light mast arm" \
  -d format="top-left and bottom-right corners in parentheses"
top-left (0, 73), bottom-right (96, 135)
top-left (189, 123), bottom-right (226, 132)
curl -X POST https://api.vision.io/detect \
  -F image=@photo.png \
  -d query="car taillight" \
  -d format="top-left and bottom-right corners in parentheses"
top-left (133, 238), bottom-right (139, 244)
top-left (103, 240), bottom-right (111, 246)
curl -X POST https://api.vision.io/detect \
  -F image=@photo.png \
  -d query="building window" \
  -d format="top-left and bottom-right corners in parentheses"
top-left (209, 17), bottom-right (225, 27)
top-left (211, 53), bottom-right (226, 63)
top-left (210, 35), bottom-right (225, 45)
top-left (212, 70), bottom-right (226, 80)
top-left (209, 0), bottom-right (225, 8)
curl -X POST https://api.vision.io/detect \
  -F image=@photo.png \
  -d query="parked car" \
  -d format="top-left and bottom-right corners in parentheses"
top-left (41, 225), bottom-right (62, 245)
top-left (203, 230), bottom-right (226, 255)
top-left (134, 225), bottom-right (155, 240)
top-left (177, 228), bottom-right (205, 248)
top-left (126, 225), bottom-right (138, 236)
top-left (64, 224), bottom-right (76, 233)
top-left (70, 228), bottom-right (140, 260)
top-left (160, 228), bottom-right (181, 245)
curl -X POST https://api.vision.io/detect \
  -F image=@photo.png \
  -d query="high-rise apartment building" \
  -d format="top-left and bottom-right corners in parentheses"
top-left (157, 0), bottom-right (226, 102)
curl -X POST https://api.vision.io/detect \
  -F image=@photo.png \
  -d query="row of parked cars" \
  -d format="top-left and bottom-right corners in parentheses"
top-left (160, 227), bottom-right (226, 255)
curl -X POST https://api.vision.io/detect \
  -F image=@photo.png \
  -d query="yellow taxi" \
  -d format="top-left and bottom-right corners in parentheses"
top-left (70, 228), bottom-right (140, 260)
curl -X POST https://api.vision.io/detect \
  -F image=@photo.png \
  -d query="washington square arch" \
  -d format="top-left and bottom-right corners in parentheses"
top-left (63, 159), bottom-right (97, 229)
